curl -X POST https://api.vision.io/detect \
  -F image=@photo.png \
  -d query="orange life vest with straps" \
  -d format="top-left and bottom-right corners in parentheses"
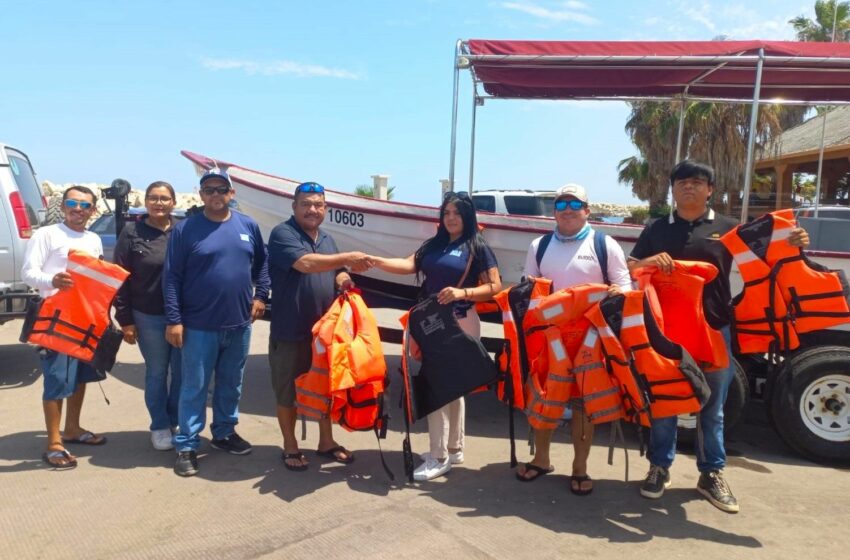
top-left (721, 209), bottom-right (850, 354)
top-left (295, 291), bottom-right (388, 434)
top-left (571, 325), bottom-right (625, 425)
top-left (492, 277), bottom-right (553, 410)
top-left (522, 284), bottom-right (609, 430)
top-left (632, 260), bottom-right (729, 371)
top-left (21, 249), bottom-right (129, 365)
top-left (585, 291), bottom-right (710, 427)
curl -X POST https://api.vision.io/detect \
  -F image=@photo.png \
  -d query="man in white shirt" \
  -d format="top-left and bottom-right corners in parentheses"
top-left (22, 186), bottom-right (106, 470)
top-left (516, 184), bottom-right (632, 495)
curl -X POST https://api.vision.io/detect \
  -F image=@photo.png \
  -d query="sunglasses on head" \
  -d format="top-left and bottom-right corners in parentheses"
top-left (64, 199), bottom-right (93, 210)
top-left (296, 182), bottom-right (325, 194)
top-left (554, 199), bottom-right (586, 212)
top-left (443, 191), bottom-right (471, 201)
top-left (200, 185), bottom-right (231, 195)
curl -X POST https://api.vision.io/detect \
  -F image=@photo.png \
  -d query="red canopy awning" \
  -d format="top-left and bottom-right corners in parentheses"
top-left (464, 40), bottom-right (850, 103)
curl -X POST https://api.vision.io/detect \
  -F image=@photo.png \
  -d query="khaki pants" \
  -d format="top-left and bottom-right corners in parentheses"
top-left (427, 309), bottom-right (480, 459)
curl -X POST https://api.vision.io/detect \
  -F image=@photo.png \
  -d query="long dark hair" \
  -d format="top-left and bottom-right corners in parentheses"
top-left (414, 193), bottom-right (488, 279)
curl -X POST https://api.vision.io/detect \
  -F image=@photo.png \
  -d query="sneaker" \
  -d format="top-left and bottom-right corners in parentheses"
top-left (413, 456), bottom-right (451, 481)
top-left (151, 429), bottom-right (173, 451)
top-left (640, 464), bottom-right (672, 499)
top-left (697, 470), bottom-right (740, 513)
top-left (420, 450), bottom-right (464, 465)
top-left (211, 432), bottom-right (253, 455)
top-left (174, 451), bottom-right (198, 477)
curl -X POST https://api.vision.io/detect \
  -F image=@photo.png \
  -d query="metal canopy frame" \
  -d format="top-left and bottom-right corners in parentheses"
top-left (448, 39), bottom-right (850, 222)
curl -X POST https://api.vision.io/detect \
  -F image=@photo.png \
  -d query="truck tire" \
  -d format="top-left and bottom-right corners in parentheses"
top-left (771, 345), bottom-right (850, 463)
top-left (677, 358), bottom-right (749, 445)
top-left (44, 196), bottom-right (63, 225)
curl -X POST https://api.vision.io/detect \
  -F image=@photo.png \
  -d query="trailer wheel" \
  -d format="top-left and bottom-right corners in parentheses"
top-left (677, 358), bottom-right (749, 444)
top-left (44, 196), bottom-right (63, 225)
top-left (771, 345), bottom-right (850, 463)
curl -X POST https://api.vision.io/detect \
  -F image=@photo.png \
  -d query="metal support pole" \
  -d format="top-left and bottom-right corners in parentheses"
top-left (813, 4), bottom-right (839, 218)
top-left (740, 48), bottom-right (765, 223)
top-left (467, 94), bottom-right (479, 194)
top-left (674, 96), bottom-right (687, 163)
top-left (448, 39), bottom-right (463, 192)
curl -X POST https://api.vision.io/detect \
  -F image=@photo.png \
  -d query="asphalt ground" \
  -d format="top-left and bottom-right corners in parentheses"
top-left (1, 311), bottom-right (848, 560)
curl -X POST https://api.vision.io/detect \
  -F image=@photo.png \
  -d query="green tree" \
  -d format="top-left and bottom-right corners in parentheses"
top-left (354, 184), bottom-right (395, 200)
top-left (790, 0), bottom-right (850, 41)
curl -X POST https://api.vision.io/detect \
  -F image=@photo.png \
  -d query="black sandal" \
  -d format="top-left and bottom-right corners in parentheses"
top-left (570, 474), bottom-right (594, 496)
top-left (316, 445), bottom-right (354, 464)
top-left (282, 451), bottom-right (308, 471)
top-left (515, 462), bottom-right (554, 482)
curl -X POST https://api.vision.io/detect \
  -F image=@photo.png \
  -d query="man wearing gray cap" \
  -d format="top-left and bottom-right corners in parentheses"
top-left (164, 168), bottom-right (270, 477)
top-left (516, 184), bottom-right (631, 495)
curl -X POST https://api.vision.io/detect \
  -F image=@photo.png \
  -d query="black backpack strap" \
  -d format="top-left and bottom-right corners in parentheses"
top-left (535, 233), bottom-right (554, 269)
top-left (593, 230), bottom-right (609, 285)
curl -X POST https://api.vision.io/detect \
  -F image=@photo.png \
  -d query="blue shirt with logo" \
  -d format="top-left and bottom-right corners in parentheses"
top-left (420, 238), bottom-right (498, 316)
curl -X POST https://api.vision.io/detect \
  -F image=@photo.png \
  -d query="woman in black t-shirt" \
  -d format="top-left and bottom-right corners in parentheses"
top-left (371, 192), bottom-right (501, 481)
top-left (113, 181), bottom-right (181, 452)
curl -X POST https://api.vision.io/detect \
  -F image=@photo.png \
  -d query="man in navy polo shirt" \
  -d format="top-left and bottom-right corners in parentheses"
top-left (267, 182), bottom-right (371, 471)
top-left (164, 168), bottom-right (270, 477)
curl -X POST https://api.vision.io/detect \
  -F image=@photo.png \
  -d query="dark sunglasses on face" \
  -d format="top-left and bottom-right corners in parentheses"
top-left (554, 199), bottom-right (586, 212)
top-left (201, 185), bottom-right (231, 195)
top-left (296, 182), bottom-right (325, 194)
top-left (64, 199), bottom-right (93, 210)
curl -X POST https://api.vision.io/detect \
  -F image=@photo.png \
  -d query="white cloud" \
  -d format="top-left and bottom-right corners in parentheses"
top-left (678, 2), bottom-right (717, 32)
top-left (201, 58), bottom-right (361, 80)
top-left (500, 1), bottom-right (598, 25)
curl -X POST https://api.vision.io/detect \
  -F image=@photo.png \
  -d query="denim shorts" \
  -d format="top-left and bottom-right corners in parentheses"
top-left (40, 349), bottom-right (99, 401)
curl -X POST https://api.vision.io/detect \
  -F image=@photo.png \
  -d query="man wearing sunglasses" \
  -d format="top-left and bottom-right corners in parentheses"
top-left (164, 168), bottom-right (270, 477)
top-left (266, 181), bottom-right (372, 470)
top-left (517, 183), bottom-right (632, 494)
top-left (22, 186), bottom-right (107, 469)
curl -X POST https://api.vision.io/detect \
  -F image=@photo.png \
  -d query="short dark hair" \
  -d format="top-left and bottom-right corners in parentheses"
top-left (670, 160), bottom-right (715, 187)
top-left (63, 185), bottom-right (98, 204)
top-left (146, 181), bottom-right (176, 200)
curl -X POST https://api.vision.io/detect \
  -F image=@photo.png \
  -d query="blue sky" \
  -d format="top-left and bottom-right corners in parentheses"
top-left (2, 0), bottom-right (817, 205)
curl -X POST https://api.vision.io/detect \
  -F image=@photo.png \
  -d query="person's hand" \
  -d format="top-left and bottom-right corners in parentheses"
top-left (338, 276), bottom-right (355, 292)
top-left (606, 284), bottom-right (624, 297)
top-left (437, 286), bottom-right (465, 305)
top-left (121, 325), bottom-right (137, 345)
top-left (408, 336), bottom-right (422, 361)
top-left (645, 252), bottom-right (675, 274)
top-left (346, 252), bottom-right (371, 272)
top-left (251, 299), bottom-right (266, 322)
top-left (788, 227), bottom-right (810, 249)
top-left (165, 324), bottom-right (184, 348)
top-left (52, 272), bottom-right (73, 290)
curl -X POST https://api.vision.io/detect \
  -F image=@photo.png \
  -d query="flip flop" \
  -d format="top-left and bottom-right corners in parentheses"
top-left (282, 452), bottom-right (308, 472)
top-left (43, 450), bottom-right (77, 470)
top-left (316, 446), bottom-right (355, 464)
top-left (515, 462), bottom-right (554, 482)
top-left (570, 474), bottom-right (594, 496)
top-left (62, 431), bottom-right (107, 446)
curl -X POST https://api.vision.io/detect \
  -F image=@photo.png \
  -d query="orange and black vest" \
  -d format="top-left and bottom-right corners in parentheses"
top-left (21, 249), bottom-right (128, 368)
top-left (492, 277), bottom-right (553, 410)
top-left (720, 209), bottom-right (850, 354)
top-left (571, 326), bottom-right (625, 425)
top-left (295, 291), bottom-right (388, 434)
top-left (585, 291), bottom-right (710, 427)
top-left (522, 284), bottom-right (609, 430)
top-left (633, 260), bottom-right (729, 371)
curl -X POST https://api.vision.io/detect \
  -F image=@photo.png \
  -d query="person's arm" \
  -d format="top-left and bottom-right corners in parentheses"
top-left (249, 224), bottom-right (270, 321)
top-left (627, 223), bottom-right (674, 274)
top-left (21, 229), bottom-right (58, 292)
top-left (370, 254), bottom-right (416, 275)
top-left (293, 252), bottom-right (370, 274)
top-left (605, 237), bottom-right (634, 291)
top-left (163, 226), bottom-right (184, 347)
top-left (267, 224), bottom-right (370, 274)
top-left (112, 226), bottom-right (135, 328)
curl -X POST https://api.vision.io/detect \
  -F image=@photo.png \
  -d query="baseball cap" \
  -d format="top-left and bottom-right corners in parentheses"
top-left (555, 183), bottom-right (588, 203)
top-left (199, 168), bottom-right (232, 187)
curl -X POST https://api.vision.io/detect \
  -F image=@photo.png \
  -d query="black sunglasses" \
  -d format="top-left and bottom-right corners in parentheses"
top-left (201, 185), bottom-right (231, 195)
top-left (296, 182), bottom-right (325, 194)
top-left (443, 191), bottom-right (471, 201)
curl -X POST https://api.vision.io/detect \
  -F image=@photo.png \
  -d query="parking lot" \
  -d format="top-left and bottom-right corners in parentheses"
top-left (1, 314), bottom-right (848, 560)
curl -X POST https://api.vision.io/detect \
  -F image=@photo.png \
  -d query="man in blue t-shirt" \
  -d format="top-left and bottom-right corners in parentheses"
top-left (266, 182), bottom-right (370, 471)
top-left (164, 168), bottom-right (270, 477)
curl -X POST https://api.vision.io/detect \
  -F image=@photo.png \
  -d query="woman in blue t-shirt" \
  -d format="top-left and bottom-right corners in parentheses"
top-left (371, 192), bottom-right (501, 481)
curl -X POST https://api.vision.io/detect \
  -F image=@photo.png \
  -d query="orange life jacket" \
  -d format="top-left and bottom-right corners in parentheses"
top-left (22, 249), bottom-right (129, 365)
top-left (632, 260), bottom-right (729, 371)
top-left (492, 277), bottom-right (553, 409)
top-left (522, 284), bottom-right (609, 429)
top-left (721, 209), bottom-right (850, 354)
top-left (585, 291), bottom-right (710, 427)
top-left (571, 326), bottom-right (625, 425)
top-left (295, 291), bottom-right (388, 434)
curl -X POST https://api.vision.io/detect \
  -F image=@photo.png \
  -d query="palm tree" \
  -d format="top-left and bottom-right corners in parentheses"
top-left (790, 0), bottom-right (850, 41)
top-left (354, 184), bottom-right (395, 200)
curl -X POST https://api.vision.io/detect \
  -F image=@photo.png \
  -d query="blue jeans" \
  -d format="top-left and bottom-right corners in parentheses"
top-left (133, 310), bottom-right (182, 431)
top-left (647, 325), bottom-right (734, 473)
top-left (174, 325), bottom-right (251, 452)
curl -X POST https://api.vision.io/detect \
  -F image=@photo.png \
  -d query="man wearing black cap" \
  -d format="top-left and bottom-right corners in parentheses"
top-left (164, 168), bottom-right (270, 477)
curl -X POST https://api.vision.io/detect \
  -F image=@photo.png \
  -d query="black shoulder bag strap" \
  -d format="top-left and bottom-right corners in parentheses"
top-left (535, 233), bottom-right (554, 269)
top-left (593, 230), bottom-right (609, 285)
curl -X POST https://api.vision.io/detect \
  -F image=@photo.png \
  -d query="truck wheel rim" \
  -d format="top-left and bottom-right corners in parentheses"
top-left (799, 374), bottom-right (850, 443)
